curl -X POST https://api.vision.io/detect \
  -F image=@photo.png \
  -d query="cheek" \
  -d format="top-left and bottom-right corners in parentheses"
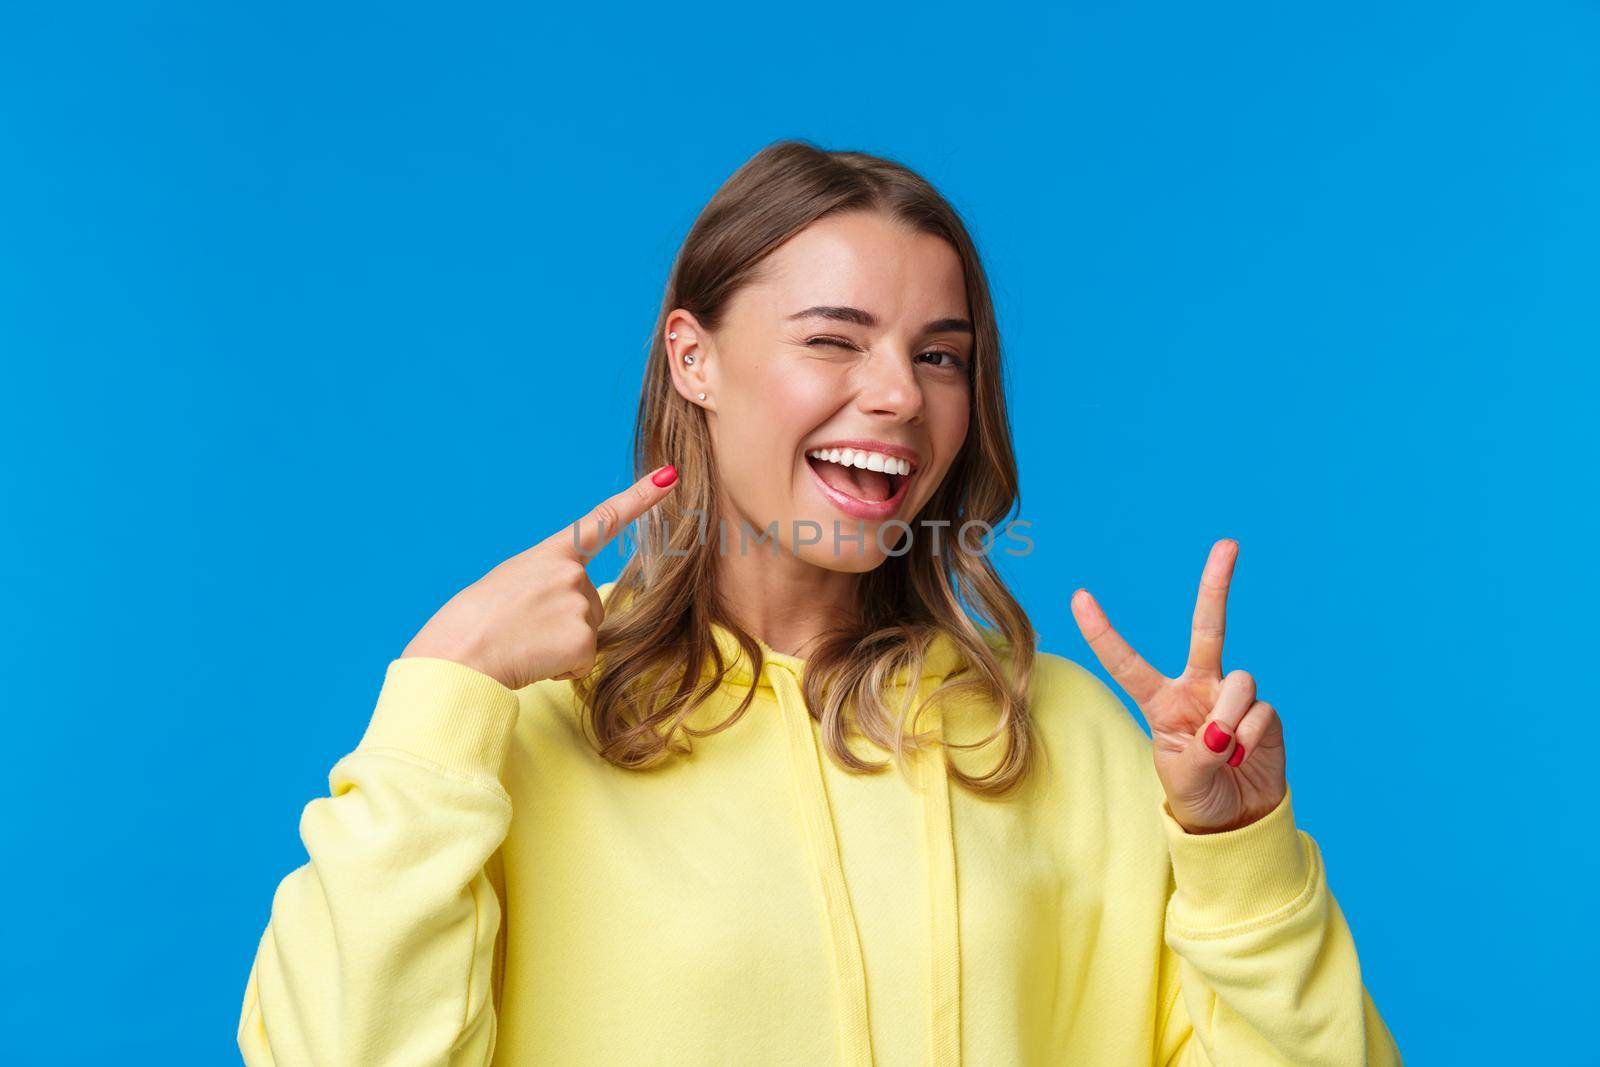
top-left (926, 387), bottom-right (972, 460)
top-left (767, 359), bottom-right (840, 414)
top-left (716, 360), bottom-right (843, 504)
top-left (729, 358), bottom-right (842, 447)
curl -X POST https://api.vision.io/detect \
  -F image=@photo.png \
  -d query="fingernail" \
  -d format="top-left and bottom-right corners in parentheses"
top-left (651, 464), bottom-right (678, 488)
top-left (1203, 721), bottom-right (1231, 753)
top-left (1227, 743), bottom-right (1246, 767)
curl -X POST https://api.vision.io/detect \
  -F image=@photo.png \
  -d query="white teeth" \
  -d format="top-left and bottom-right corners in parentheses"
top-left (807, 448), bottom-right (914, 476)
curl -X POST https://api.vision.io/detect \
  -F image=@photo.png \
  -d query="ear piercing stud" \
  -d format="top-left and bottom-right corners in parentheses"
top-left (696, 392), bottom-right (706, 401)
top-left (670, 331), bottom-right (696, 365)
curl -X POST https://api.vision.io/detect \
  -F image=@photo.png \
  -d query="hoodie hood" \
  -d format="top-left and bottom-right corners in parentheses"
top-left (596, 580), bottom-right (975, 1065)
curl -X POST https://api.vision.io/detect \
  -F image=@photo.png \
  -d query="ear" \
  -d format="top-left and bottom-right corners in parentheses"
top-left (664, 310), bottom-right (714, 410)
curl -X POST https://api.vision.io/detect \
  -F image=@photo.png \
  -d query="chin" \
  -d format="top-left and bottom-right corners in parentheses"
top-left (796, 545), bottom-right (893, 574)
top-left (789, 520), bottom-right (912, 573)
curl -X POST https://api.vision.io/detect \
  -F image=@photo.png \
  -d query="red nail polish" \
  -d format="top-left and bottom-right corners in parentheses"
top-left (1227, 743), bottom-right (1246, 767)
top-left (1203, 721), bottom-right (1231, 753)
top-left (651, 464), bottom-right (678, 488)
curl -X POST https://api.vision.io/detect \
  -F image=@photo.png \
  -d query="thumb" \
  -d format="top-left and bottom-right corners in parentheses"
top-left (567, 464), bottom-right (679, 562)
top-left (1183, 669), bottom-right (1255, 776)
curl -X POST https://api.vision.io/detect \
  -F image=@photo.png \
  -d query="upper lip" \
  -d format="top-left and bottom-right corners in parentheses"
top-left (805, 439), bottom-right (922, 472)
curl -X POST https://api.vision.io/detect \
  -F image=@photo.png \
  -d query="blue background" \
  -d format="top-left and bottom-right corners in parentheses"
top-left (2, 2), bottom-right (1593, 1062)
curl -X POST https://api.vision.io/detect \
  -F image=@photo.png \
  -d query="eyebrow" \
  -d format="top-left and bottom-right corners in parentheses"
top-left (786, 305), bottom-right (973, 335)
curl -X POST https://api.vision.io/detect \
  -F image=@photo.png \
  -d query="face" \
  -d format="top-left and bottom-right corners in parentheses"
top-left (667, 211), bottom-right (974, 572)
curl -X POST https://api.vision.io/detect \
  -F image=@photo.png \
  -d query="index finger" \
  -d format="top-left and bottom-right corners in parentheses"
top-left (1070, 588), bottom-right (1166, 706)
top-left (568, 464), bottom-right (679, 562)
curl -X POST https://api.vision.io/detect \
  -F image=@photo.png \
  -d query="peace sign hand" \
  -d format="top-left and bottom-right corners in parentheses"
top-left (1070, 539), bottom-right (1287, 834)
top-left (401, 464), bottom-right (680, 691)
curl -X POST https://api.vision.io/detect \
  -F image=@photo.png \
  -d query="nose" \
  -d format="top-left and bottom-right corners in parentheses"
top-left (854, 347), bottom-right (925, 424)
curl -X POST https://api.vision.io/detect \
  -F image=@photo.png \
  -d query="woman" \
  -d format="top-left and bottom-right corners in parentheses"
top-left (237, 141), bottom-right (1401, 1065)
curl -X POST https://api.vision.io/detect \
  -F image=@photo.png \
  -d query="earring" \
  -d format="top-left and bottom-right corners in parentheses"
top-left (669, 331), bottom-right (678, 340)
top-left (683, 354), bottom-right (696, 365)
top-left (696, 392), bottom-right (706, 401)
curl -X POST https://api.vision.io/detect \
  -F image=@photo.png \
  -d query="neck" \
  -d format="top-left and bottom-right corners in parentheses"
top-left (713, 524), bottom-right (861, 660)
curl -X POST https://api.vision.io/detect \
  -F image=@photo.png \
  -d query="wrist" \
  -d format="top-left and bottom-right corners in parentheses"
top-left (1175, 789), bottom-right (1287, 835)
top-left (402, 634), bottom-right (502, 685)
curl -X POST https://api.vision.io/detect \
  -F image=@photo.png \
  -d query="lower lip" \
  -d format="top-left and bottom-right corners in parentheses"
top-left (805, 457), bottom-right (912, 521)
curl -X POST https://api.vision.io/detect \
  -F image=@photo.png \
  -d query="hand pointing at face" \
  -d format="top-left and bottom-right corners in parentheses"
top-left (1070, 539), bottom-right (1288, 834)
top-left (401, 464), bottom-right (680, 691)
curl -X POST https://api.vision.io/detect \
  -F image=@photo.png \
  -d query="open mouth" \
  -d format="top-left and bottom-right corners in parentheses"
top-left (804, 446), bottom-right (916, 518)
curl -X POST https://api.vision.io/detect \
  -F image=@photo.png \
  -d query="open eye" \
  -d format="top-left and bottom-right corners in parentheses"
top-left (917, 349), bottom-right (968, 369)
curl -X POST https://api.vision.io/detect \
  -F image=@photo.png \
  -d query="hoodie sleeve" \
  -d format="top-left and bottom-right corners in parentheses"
top-left (1150, 784), bottom-right (1403, 1066)
top-left (236, 657), bottom-right (520, 1066)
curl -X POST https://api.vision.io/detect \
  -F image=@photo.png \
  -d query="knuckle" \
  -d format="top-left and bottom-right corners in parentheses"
top-left (558, 631), bottom-right (591, 664)
top-left (565, 638), bottom-right (597, 670)
top-left (591, 502), bottom-right (621, 535)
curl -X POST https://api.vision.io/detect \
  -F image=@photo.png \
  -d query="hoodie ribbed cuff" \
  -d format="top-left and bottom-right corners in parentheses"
top-left (357, 657), bottom-right (520, 783)
top-left (1160, 786), bottom-right (1313, 933)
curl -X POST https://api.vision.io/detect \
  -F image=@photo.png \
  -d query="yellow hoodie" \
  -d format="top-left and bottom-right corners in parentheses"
top-left (238, 582), bottom-right (1400, 1065)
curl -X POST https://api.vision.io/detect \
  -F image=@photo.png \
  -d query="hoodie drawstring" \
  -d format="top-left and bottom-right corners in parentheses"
top-left (919, 694), bottom-right (962, 1067)
top-left (765, 660), bottom-right (962, 1067)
